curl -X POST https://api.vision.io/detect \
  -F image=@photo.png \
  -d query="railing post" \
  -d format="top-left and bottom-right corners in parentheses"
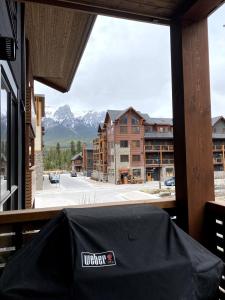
top-left (170, 18), bottom-right (214, 242)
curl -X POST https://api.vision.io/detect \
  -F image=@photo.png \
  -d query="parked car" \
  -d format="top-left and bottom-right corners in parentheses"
top-left (71, 170), bottom-right (77, 177)
top-left (50, 174), bottom-right (60, 184)
top-left (164, 176), bottom-right (175, 186)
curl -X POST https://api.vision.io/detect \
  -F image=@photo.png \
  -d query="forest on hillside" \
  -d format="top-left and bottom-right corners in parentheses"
top-left (44, 140), bottom-right (82, 171)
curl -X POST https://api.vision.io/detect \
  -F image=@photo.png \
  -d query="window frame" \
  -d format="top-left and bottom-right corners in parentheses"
top-left (0, 63), bottom-right (18, 211)
top-left (120, 155), bottom-right (129, 163)
top-left (120, 140), bottom-right (128, 148)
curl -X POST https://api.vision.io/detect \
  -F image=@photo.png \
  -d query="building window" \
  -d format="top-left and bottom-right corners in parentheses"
top-left (120, 115), bottom-right (128, 125)
top-left (132, 155), bottom-right (141, 162)
top-left (145, 126), bottom-right (153, 133)
top-left (1, 79), bottom-right (8, 199)
top-left (131, 126), bottom-right (140, 133)
top-left (133, 169), bottom-right (141, 177)
top-left (159, 127), bottom-right (164, 132)
top-left (120, 155), bottom-right (129, 162)
top-left (120, 126), bottom-right (128, 134)
top-left (131, 140), bottom-right (140, 148)
top-left (0, 70), bottom-right (18, 211)
top-left (120, 140), bottom-right (128, 148)
top-left (131, 115), bottom-right (139, 125)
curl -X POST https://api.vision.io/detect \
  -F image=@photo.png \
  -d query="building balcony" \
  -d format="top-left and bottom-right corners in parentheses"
top-left (145, 145), bottom-right (174, 152)
top-left (213, 158), bottom-right (224, 164)
top-left (0, 199), bottom-right (224, 299)
top-left (213, 145), bottom-right (224, 151)
top-left (145, 159), bottom-right (174, 166)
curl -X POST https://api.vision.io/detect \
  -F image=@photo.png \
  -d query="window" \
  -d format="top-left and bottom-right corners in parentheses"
top-left (131, 140), bottom-right (140, 148)
top-left (159, 127), bottom-right (164, 132)
top-left (131, 115), bottom-right (139, 125)
top-left (0, 70), bottom-right (18, 211)
top-left (132, 155), bottom-right (141, 162)
top-left (120, 140), bottom-right (128, 148)
top-left (120, 155), bottom-right (129, 162)
top-left (120, 126), bottom-right (128, 134)
top-left (133, 169), bottom-right (141, 177)
top-left (131, 126), bottom-right (140, 133)
top-left (120, 115), bottom-right (128, 125)
top-left (1, 79), bottom-right (8, 199)
top-left (145, 126), bottom-right (153, 133)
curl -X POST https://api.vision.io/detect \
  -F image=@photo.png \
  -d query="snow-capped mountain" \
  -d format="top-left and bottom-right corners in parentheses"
top-left (43, 105), bottom-right (105, 146)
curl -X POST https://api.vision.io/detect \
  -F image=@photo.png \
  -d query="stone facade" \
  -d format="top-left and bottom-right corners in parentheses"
top-left (35, 151), bottom-right (44, 190)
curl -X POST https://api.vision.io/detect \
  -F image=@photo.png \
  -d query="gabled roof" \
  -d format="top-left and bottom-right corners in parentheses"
top-left (106, 107), bottom-right (147, 123)
top-left (212, 116), bottom-right (225, 126)
top-left (71, 152), bottom-right (82, 161)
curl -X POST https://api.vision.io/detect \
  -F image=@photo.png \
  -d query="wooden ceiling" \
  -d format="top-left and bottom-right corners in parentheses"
top-left (25, 3), bottom-right (96, 92)
top-left (22, 0), bottom-right (224, 92)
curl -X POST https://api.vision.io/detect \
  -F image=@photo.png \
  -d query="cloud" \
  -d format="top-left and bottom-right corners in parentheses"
top-left (35, 4), bottom-right (225, 118)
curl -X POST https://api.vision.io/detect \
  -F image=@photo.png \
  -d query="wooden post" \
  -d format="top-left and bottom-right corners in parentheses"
top-left (170, 18), bottom-right (214, 242)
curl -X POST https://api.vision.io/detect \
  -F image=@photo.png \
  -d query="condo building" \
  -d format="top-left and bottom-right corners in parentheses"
top-left (92, 107), bottom-right (225, 184)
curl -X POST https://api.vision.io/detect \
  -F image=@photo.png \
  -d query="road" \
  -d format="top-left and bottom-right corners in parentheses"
top-left (35, 174), bottom-right (164, 208)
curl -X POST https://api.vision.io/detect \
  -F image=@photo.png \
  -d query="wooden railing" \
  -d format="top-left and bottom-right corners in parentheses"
top-left (145, 159), bottom-right (174, 165)
top-left (145, 145), bottom-right (174, 152)
top-left (0, 199), bottom-right (176, 277)
top-left (205, 201), bottom-right (225, 300)
top-left (213, 145), bottom-right (224, 151)
top-left (1, 199), bottom-right (225, 299)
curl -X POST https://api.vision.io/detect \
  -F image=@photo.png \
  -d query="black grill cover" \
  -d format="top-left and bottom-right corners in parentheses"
top-left (0, 205), bottom-right (223, 300)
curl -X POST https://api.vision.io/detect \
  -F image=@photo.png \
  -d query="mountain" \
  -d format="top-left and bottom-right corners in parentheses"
top-left (43, 105), bottom-right (105, 147)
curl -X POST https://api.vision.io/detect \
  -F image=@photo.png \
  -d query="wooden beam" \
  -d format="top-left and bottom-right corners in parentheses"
top-left (0, 198), bottom-right (176, 224)
top-left (182, 0), bottom-right (225, 24)
top-left (18, 0), bottom-right (171, 25)
top-left (19, 0), bottom-right (225, 25)
top-left (170, 19), bottom-right (214, 242)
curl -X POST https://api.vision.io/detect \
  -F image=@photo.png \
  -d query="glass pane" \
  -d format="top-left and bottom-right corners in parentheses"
top-left (1, 79), bottom-right (8, 198)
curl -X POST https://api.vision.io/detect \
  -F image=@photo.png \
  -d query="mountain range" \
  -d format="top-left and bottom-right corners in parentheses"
top-left (43, 105), bottom-right (105, 147)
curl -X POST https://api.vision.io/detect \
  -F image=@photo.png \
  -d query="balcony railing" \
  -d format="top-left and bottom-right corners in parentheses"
top-left (1, 199), bottom-right (225, 299)
top-left (213, 145), bottom-right (224, 151)
top-left (0, 199), bottom-right (176, 276)
top-left (213, 158), bottom-right (223, 164)
top-left (145, 145), bottom-right (174, 152)
top-left (145, 159), bottom-right (174, 165)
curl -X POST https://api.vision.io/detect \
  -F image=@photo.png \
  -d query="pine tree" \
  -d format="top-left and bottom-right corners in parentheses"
top-left (70, 140), bottom-right (76, 156)
top-left (56, 142), bottom-right (61, 155)
top-left (77, 140), bottom-right (82, 153)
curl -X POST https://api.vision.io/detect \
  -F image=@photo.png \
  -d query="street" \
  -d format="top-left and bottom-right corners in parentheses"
top-left (35, 174), bottom-right (164, 208)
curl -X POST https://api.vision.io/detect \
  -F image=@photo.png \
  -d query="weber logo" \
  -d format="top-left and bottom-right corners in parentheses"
top-left (81, 251), bottom-right (116, 267)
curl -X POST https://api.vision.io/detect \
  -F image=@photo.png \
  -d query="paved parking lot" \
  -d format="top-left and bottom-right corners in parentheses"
top-left (35, 174), bottom-right (165, 208)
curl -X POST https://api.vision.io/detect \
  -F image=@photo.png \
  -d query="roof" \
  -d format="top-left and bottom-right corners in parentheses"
top-left (145, 117), bottom-right (173, 126)
top-left (71, 152), bottom-right (82, 161)
top-left (107, 108), bottom-right (147, 123)
top-left (23, 1), bottom-right (222, 92)
top-left (211, 116), bottom-right (225, 126)
top-left (25, 3), bottom-right (96, 92)
top-left (213, 134), bottom-right (225, 139)
top-left (24, 1), bottom-right (223, 26)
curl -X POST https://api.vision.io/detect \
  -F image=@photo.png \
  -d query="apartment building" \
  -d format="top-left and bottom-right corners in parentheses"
top-left (34, 95), bottom-right (45, 191)
top-left (92, 108), bottom-right (225, 184)
top-left (82, 144), bottom-right (94, 177)
top-left (71, 153), bottom-right (83, 173)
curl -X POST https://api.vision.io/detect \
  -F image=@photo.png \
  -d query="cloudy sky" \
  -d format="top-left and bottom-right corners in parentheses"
top-left (34, 4), bottom-right (225, 118)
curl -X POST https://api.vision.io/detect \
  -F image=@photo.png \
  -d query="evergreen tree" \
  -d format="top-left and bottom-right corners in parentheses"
top-left (56, 142), bottom-right (61, 155)
top-left (77, 140), bottom-right (82, 153)
top-left (70, 140), bottom-right (76, 156)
